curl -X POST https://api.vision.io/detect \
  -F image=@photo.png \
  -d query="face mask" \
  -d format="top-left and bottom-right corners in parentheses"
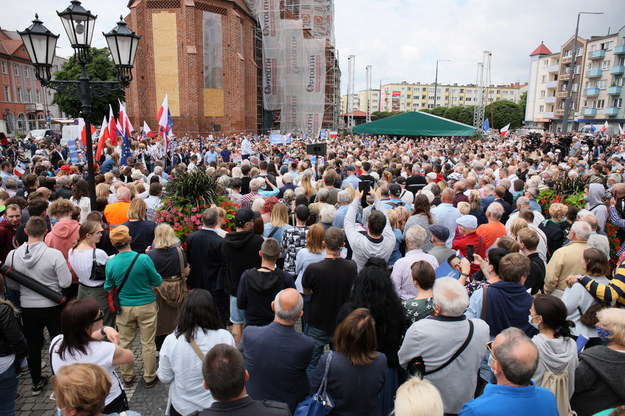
top-left (528, 315), bottom-right (540, 330)
top-left (596, 325), bottom-right (612, 343)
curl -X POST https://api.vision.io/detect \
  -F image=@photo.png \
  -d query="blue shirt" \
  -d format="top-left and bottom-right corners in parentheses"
top-left (341, 174), bottom-right (361, 190)
top-left (460, 381), bottom-right (558, 416)
top-left (431, 203), bottom-right (461, 247)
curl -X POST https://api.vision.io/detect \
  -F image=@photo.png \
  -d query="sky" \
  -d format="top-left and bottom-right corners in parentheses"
top-left (2, 0), bottom-right (623, 95)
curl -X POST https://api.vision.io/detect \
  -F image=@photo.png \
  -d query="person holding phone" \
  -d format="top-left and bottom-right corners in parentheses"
top-left (452, 215), bottom-right (486, 277)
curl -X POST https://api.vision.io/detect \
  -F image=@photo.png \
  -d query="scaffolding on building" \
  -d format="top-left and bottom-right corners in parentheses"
top-left (248, 0), bottom-right (340, 137)
top-left (473, 50), bottom-right (492, 132)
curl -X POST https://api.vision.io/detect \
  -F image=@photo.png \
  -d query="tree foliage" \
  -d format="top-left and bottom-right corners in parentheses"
top-left (371, 111), bottom-right (405, 120)
top-left (484, 100), bottom-right (524, 129)
top-left (52, 47), bottom-right (124, 122)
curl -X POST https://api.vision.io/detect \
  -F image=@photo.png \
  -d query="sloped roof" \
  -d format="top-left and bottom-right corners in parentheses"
top-left (530, 42), bottom-right (552, 56)
top-left (352, 111), bottom-right (476, 137)
top-left (342, 110), bottom-right (368, 117)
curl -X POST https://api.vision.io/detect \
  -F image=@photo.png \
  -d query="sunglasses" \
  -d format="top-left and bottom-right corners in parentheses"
top-left (486, 340), bottom-right (497, 362)
top-left (93, 310), bottom-right (104, 323)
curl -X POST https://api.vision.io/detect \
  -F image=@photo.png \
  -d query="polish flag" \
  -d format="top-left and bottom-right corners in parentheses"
top-left (619, 124), bottom-right (625, 137)
top-left (118, 100), bottom-right (134, 137)
top-left (602, 120), bottom-right (608, 133)
top-left (78, 118), bottom-right (97, 147)
top-left (500, 123), bottom-right (511, 137)
top-left (142, 121), bottom-right (155, 138)
top-left (13, 165), bottom-right (25, 177)
top-left (95, 116), bottom-right (109, 161)
top-left (108, 105), bottom-right (118, 146)
top-left (157, 94), bottom-right (171, 152)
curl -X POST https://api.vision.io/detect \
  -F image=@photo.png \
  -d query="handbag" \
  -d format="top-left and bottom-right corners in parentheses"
top-left (90, 249), bottom-right (107, 281)
top-left (294, 352), bottom-right (335, 416)
top-left (154, 248), bottom-right (187, 307)
top-left (107, 253), bottom-right (141, 314)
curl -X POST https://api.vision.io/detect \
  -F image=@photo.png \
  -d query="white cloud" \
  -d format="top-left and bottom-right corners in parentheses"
top-left (3, 0), bottom-right (623, 95)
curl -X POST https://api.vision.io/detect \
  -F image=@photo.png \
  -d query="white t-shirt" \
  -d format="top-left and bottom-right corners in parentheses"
top-left (49, 335), bottom-right (122, 406)
top-left (68, 248), bottom-right (110, 287)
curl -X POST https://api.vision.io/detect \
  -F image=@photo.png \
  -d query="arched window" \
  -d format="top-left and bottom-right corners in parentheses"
top-left (27, 113), bottom-right (36, 131)
top-left (17, 113), bottom-right (27, 134)
top-left (37, 114), bottom-right (46, 129)
top-left (4, 111), bottom-right (15, 135)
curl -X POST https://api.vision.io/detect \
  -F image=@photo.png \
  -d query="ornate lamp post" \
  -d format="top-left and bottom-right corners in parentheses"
top-left (19, 1), bottom-right (140, 210)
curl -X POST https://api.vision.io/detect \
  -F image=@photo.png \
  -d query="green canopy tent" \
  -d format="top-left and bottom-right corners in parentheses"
top-left (352, 111), bottom-right (476, 137)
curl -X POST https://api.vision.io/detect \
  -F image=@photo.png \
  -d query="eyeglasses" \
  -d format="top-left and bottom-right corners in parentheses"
top-left (486, 340), bottom-right (497, 362)
top-left (93, 310), bottom-right (104, 323)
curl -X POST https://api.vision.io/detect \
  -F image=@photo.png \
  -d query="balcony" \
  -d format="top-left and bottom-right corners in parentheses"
top-left (587, 68), bottom-right (603, 78)
top-left (589, 49), bottom-right (606, 59)
top-left (615, 45), bottom-right (625, 55)
top-left (560, 73), bottom-right (571, 81)
top-left (555, 109), bottom-right (565, 117)
top-left (543, 112), bottom-right (554, 118)
top-left (583, 108), bottom-right (597, 116)
top-left (545, 96), bottom-right (557, 103)
top-left (611, 65), bottom-right (625, 76)
top-left (584, 88), bottom-right (600, 97)
top-left (548, 65), bottom-right (560, 73)
top-left (546, 80), bottom-right (558, 89)
top-left (556, 91), bottom-right (569, 98)
top-left (605, 107), bottom-right (619, 117)
top-left (562, 55), bottom-right (572, 64)
top-left (608, 86), bottom-right (622, 95)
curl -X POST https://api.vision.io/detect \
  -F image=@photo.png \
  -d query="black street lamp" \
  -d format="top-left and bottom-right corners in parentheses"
top-left (18, 1), bottom-right (140, 210)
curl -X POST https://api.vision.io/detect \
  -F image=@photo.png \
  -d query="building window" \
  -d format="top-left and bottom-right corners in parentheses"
top-left (202, 11), bottom-right (224, 89)
top-left (541, 75), bottom-right (547, 83)
top-left (540, 90), bottom-right (546, 98)
top-left (24, 67), bottom-right (29, 78)
top-left (0, 61), bottom-right (6, 74)
top-left (613, 98), bottom-right (623, 107)
top-left (601, 60), bottom-right (610, 70)
top-left (26, 89), bottom-right (31, 102)
top-left (539, 105), bottom-right (545, 112)
top-left (16, 87), bottom-right (21, 102)
top-left (598, 80), bottom-right (607, 89)
top-left (13, 65), bottom-right (19, 77)
top-left (596, 99), bottom-right (605, 109)
top-left (543, 60), bottom-right (548, 67)
top-left (3, 86), bottom-right (9, 101)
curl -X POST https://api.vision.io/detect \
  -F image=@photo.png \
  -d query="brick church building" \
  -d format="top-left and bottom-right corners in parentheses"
top-left (124, 0), bottom-right (259, 136)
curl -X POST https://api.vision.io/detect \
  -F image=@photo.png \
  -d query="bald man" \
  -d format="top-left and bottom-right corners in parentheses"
top-left (240, 289), bottom-right (314, 413)
top-left (104, 186), bottom-right (131, 229)
top-left (460, 328), bottom-right (558, 416)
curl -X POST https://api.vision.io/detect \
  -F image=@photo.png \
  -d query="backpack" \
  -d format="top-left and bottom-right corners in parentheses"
top-left (539, 359), bottom-right (576, 416)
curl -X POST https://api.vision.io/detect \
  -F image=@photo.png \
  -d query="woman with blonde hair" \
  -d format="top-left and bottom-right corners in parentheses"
top-left (52, 363), bottom-right (141, 416)
top-left (300, 174), bottom-right (316, 202)
top-left (147, 224), bottom-right (189, 351)
top-left (394, 378), bottom-right (444, 416)
top-left (69, 221), bottom-right (113, 327)
top-left (122, 198), bottom-right (156, 253)
top-left (469, 189), bottom-right (486, 225)
top-left (95, 183), bottom-right (110, 199)
top-left (263, 202), bottom-right (292, 268)
top-left (539, 202), bottom-right (569, 259)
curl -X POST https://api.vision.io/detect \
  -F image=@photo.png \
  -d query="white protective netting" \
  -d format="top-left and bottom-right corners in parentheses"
top-left (251, 0), bottom-right (334, 138)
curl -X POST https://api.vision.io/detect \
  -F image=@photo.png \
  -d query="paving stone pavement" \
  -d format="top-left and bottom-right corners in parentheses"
top-left (16, 332), bottom-right (169, 416)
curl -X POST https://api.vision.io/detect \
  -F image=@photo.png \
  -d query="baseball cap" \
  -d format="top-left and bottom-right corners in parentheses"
top-left (109, 225), bottom-right (131, 245)
top-left (456, 215), bottom-right (478, 229)
top-left (235, 207), bottom-right (260, 226)
top-left (346, 166), bottom-right (356, 172)
top-left (388, 183), bottom-right (402, 197)
top-left (429, 224), bottom-right (449, 242)
top-left (426, 172), bottom-right (437, 180)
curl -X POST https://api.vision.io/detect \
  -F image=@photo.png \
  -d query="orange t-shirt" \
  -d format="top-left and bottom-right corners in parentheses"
top-left (104, 202), bottom-right (130, 229)
top-left (476, 221), bottom-right (507, 250)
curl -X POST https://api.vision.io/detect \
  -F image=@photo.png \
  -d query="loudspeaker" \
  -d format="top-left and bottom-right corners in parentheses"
top-left (307, 143), bottom-right (326, 156)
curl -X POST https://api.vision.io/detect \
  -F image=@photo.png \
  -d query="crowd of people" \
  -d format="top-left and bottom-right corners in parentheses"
top-left (0, 129), bottom-right (625, 416)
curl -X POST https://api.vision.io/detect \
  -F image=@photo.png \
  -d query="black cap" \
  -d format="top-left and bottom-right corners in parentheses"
top-left (346, 166), bottom-right (356, 171)
top-left (388, 183), bottom-right (402, 197)
top-left (235, 207), bottom-right (260, 226)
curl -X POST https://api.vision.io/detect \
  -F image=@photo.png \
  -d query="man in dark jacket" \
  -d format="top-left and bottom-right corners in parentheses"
top-left (186, 208), bottom-right (228, 326)
top-left (241, 289), bottom-right (313, 413)
top-left (237, 238), bottom-right (295, 326)
top-left (199, 344), bottom-right (290, 416)
top-left (222, 208), bottom-right (264, 345)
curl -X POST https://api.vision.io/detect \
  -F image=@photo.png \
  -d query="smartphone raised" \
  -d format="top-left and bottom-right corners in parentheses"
top-left (466, 244), bottom-right (475, 263)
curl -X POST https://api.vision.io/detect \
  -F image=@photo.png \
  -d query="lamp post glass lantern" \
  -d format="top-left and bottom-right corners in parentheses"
top-left (18, 0), bottom-right (140, 211)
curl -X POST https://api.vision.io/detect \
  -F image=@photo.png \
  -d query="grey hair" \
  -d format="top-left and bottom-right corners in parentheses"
top-left (337, 190), bottom-right (351, 205)
top-left (515, 196), bottom-right (530, 208)
top-left (405, 225), bottom-right (427, 250)
top-left (56, 175), bottom-right (70, 186)
top-left (320, 205), bottom-right (336, 224)
top-left (570, 220), bottom-right (592, 241)
top-left (274, 290), bottom-right (303, 323)
top-left (316, 188), bottom-right (330, 203)
top-left (432, 277), bottom-right (469, 317)
top-left (494, 327), bottom-right (538, 385)
top-left (486, 202), bottom-right (504, 220)
top-left (282, 173), bottom-right (293, 184)
top-left (249, 177), bottom-right (263, 192)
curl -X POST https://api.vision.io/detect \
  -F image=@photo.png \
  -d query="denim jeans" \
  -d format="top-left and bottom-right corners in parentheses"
top-left (304, 325), bottom-right (332, 380)
top-left (0, 358), bottom-right (18, 416)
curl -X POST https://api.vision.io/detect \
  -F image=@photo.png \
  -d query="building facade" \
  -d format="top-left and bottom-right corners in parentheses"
top-left (124, 0), bottom-right (259, 137)
top-left (525, 26), bottom-right (625, 133)
top-left (341, 89), bottom-right (380, 114)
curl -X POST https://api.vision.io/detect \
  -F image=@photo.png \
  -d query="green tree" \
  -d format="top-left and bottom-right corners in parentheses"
top-left (371, 111), bottom-right (404, 120)
top-left (484, 100), bottom-right (524, 129)
top-left (430, 106), bottom-right (447, 117)
top-left (52, 47), bottom-right (124, 122)
top-left (443, 106), bottom-right (475, 126)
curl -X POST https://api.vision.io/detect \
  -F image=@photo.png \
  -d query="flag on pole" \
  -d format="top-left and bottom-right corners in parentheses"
top-left (482, 119), bottom-right (490, 132)
top-left (142, 121), bottom-right (155, 138)
top-left (108, 105), bottom-right (118, 146)
top-left (120, 130), bottom-right (132, 166)
top-left (499, 123), bottom-right (510, 137)
top-left (118, 100), bottom-right (134, 134)
top-left (619, 123), bottom-right (625, 137)
top-left (95, 116), bottom-right (109, 162)
top-left (77, 118), bottom-right (97, 147)
top-left (602, 120), bottom-right (608, 133)
top-left (157, 94), bottom-right (173, 153)
top-left (590, 124), bottom-right (597, 134)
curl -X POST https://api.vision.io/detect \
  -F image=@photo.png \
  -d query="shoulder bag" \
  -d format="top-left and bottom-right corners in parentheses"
top-left (90, 249), bottom-right (107, 281)
top-left (107, 253), bottom-right (141, 314)
top-left (294, 351), bottom-right (335, 416)
top-left (154, 247), bottom-right (187, 307)
top-left (407, 320), bottom-right (475, 378)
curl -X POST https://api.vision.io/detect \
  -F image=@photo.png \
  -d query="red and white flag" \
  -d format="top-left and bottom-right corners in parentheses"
top-left (108, 105), bottom-right (118, 146)
top-left (13, 165), bottom-right (25, 178)
top-left (500, 123), bottom-right (510, 137)
top-left (602, 120), bottom-right (608, 133)
top-left (78, 118), bottom-right (97, 147)
top-left (142, 121), bottom-right (155, 138)
top-left (619, 123), bottom-right (625, 137)
top-left (95, 116), bottom-right (109, 161)
top-left (157, 94), bottom-right (170, 152)
top-left (118, 100), bottom-right (134, 136)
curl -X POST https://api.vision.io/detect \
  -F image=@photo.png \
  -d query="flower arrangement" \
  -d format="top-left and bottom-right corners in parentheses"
top-left (153, 170), bottom-right (239, 244)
